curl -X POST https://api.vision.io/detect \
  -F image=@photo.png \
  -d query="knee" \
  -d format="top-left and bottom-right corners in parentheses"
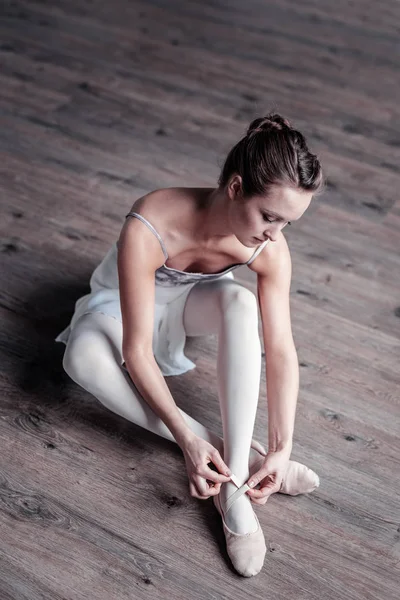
top-left (220, 285), bottom-right (259, 323)
top-left (62, 330), bottom-right (114, 388)
top-left (62, 332), bottom-right (91, 385)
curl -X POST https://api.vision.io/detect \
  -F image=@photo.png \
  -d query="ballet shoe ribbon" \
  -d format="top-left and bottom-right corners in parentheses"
top-left (225, 472), bottom-right (251, 514)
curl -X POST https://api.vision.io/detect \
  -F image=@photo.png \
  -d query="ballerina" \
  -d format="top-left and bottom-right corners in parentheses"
top-left (56, 113), bottom-right (324, 577)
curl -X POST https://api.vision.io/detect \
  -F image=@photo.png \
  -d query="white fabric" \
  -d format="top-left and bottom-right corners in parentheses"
top-left (55, 240), bottom-right (236, 376)
top-left (183, 281), bottom-right (261, 533)
top-left (62, 277), bottom-right (262, 535)
top-left (55, 209), bottom-right (269, 377)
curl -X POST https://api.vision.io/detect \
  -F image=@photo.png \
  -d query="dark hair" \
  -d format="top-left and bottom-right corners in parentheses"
top-left (218, 114), bottom-right (324, 198)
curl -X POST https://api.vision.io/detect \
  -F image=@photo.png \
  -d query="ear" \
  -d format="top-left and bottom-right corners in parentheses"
top-left (228, 174), bottom-right (243, 202)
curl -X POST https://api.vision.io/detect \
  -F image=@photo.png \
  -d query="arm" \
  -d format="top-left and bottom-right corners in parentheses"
top-left (245, 234), bottom-right (298, 501)
top-left (118, 216), bottom-right (192, 448)
top-left (254, 233), bottom-right (298, 453)
top-left (118, 213), bottom-right (231, 497)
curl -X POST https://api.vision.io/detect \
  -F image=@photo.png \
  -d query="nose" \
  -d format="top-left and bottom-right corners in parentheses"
top-left (263, 225), bottom-right (280, 242)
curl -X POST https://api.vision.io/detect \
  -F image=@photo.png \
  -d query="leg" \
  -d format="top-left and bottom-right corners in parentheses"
top-left (62, 312), bottom-right (224, 453)
top-left (63, 311), bottom-right (318, 501)
top-left (183, 279), bottom-right (261, 534)
top-left (183, 280), bottom-right (320, 523)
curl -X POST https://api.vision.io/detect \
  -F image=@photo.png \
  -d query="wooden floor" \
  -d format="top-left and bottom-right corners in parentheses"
top-left (1, 0), bottom-right (399, 598)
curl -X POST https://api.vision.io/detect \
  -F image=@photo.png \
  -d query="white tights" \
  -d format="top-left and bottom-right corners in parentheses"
top-left (63, 279), bottom-right (262, 534)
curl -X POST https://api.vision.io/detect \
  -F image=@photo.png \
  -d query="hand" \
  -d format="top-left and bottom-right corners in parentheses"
top-left (246, 448), bottom-right (291, 505)
top-left (181, 434), bottom-right (232, 500)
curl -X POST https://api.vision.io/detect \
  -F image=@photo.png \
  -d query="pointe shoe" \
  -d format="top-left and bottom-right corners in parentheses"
top-left (213, 479), bottom-right (266, 577)
top-left (250, 442), bottom-right (320, 496)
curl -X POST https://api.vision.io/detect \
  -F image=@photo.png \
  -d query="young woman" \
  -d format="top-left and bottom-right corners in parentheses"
top-left (56, 114), bottom-right (324, 577)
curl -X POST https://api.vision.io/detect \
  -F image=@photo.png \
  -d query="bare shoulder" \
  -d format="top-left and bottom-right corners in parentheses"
top-left (118, 187), bottom-right (195, 271)
top-left (118, 189), bottom-right (173, 268)
top-left (247, 232), bottom-right (292, 282)
top-left (127, 187), bottom-right (191, 222)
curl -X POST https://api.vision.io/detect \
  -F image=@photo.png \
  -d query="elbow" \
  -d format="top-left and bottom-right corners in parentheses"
top-left (123, 345), bottom-right (155, 374)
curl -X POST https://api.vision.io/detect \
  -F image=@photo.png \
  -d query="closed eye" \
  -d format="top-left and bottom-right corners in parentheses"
top-left (262, 213), bottom-right (275, 223)
top-left (263, 213), bottom-right (292, 227)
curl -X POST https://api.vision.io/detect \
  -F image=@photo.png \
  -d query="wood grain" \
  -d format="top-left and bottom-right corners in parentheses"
top-left (0, 0), bottom-right (399, 598)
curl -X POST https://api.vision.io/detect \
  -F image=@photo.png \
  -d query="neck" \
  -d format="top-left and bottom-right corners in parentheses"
top-left (197, 187), bottom-right (233, 241)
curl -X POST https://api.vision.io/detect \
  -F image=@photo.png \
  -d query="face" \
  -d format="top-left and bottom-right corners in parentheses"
top-left (227, 176), bottom-right (313, 247)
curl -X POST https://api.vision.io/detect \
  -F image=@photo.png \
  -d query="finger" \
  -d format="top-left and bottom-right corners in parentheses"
top-left (192, 473), bottom-right (212, 499)
top-left (258, 483), bottom-right (281, 500)
top-left (203, 465), bottom-right (231, 484)
top-left (193, 475), bottom-right (213, 500)
top-left (189, 481), bottom-right (202, 499)
top-left (206, 481), bottom-right (222, 494)
top-left (206, 483), bottom-right (221, 497)
top-left (200, 477), bottom-right (223, 499)
top-left (247, 482), bottom-right (275, 498)
top-left (209, 451), bottom-right (231, 478)
top-left (248, 492), bottom-right (268, 505)
top-left (247, 481), bottom-right (276, 498)
top-left (250, 496), bottom-right (269, 506)
top-left (247, 485), bottom-right (278, 504)
top-left (247, 468), bottom-right (271, 489)
top-left (246, 488), bottom-right (267, 499)
top-left (247, 483), bottom-right (278, 500)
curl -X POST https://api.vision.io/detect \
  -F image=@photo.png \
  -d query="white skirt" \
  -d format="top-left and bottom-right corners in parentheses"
top-left (55, 242), bottom-right (234, 377)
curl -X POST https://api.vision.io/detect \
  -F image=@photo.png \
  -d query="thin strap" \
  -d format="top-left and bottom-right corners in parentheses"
top-left (246, 240), bottom-right (269, 265)
top-left (125, 211), bottom-right (169, 260)
top-left (226, 472), bottom-right (252, 513)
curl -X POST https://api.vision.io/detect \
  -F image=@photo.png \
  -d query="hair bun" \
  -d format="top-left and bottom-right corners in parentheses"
top-left (247, 113), bottom-right (292, 136)
top-left (219, 113), bottom-right (323, 197)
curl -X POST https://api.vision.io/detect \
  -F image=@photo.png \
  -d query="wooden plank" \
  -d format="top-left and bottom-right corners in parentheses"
top-left (0, 0), bottom-right (399, 597)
